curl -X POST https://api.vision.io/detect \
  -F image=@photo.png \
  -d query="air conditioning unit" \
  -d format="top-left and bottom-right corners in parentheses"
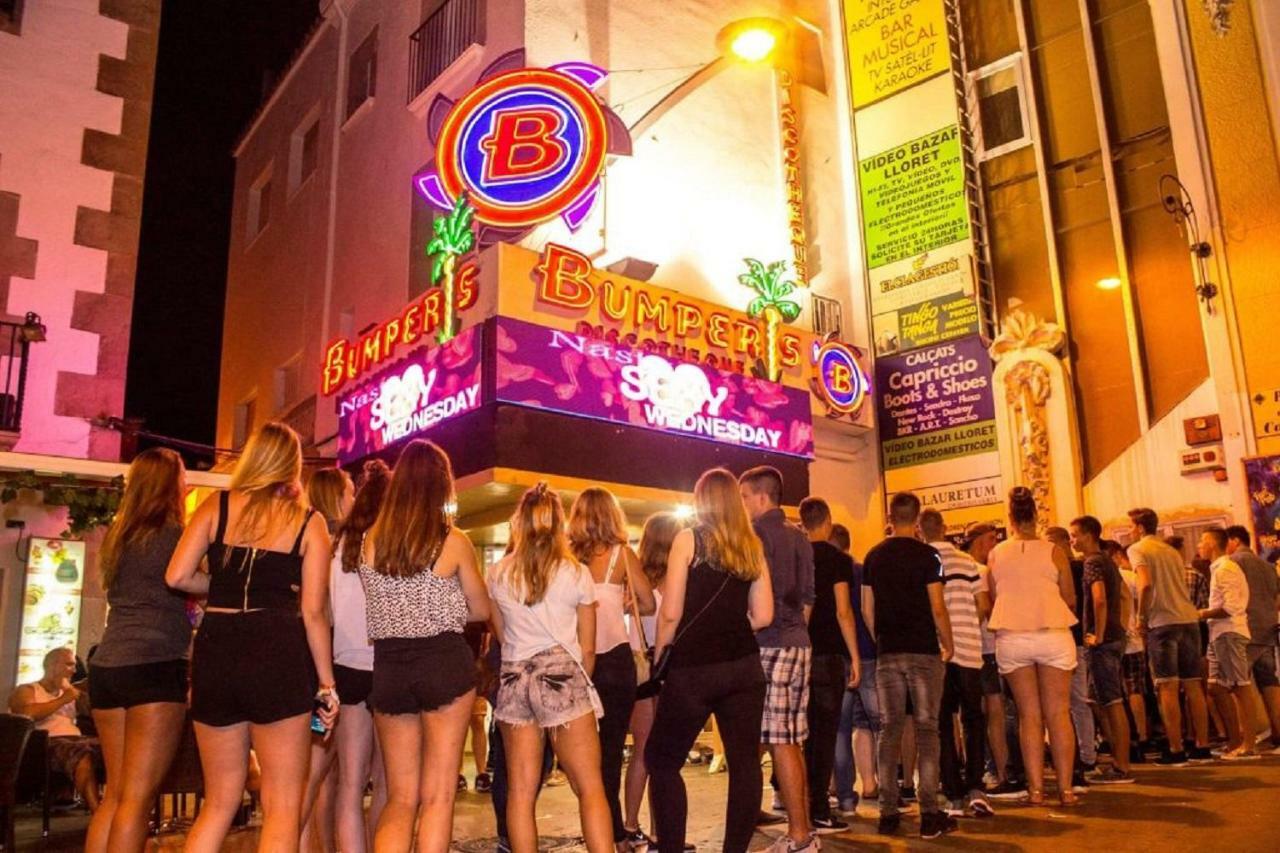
top-left (1179, 444), bottom-right (1225, 475)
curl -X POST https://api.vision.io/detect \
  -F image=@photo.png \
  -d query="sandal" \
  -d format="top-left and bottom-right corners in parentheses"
top-left (1026, 789), bottom-right (1046, 806)
top-left (1059, 792), bottom-right (1081, 807)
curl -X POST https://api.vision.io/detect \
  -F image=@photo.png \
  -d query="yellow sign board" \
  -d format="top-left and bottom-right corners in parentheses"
top-left (843, 0), bottom-right (950, 109)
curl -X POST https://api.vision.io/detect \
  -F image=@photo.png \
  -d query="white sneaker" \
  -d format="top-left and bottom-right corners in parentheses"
top-left (943, 799), bottom-right (965, 818)
top-left (771, 792), bottom-right (785, 812)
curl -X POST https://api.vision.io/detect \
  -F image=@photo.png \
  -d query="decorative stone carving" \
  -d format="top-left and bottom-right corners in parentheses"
top-left (1203, 0), bottom-right (1234, 36)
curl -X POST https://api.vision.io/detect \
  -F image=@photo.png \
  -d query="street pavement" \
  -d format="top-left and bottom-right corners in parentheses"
top-left (13, 754), bottom-right (1280, 850)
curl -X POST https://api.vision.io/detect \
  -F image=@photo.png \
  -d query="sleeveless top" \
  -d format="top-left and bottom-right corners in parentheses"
top-left (358, 533), bottom-right (469, 641)
top-left (670, 527), bottom-right (759, 670)
top-left (330, 543), bottom-right (373, 670)
top-left (94, 525), bottom-right (190, 667)
top-left (987, 538), bottom-right (1078, 633)
top-left (593, 545), bottom-right (630, 654)
top-left (628, 588), bottom-right (661, 651)
top-left (30, 682), bottom-right (80, 737)
top-left (206, 491), bottom-right (314, 612)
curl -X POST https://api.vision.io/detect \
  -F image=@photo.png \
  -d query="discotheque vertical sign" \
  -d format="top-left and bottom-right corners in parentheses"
top-left (842, 0), bottom-right (1003, 527)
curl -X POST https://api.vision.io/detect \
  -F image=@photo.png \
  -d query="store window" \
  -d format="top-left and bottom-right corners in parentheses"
top-left (247, 167), bottom-right (273, 242)
top-left (233, 397), bottom-right (256, 450)
top-left (289, 111), bottom-right (320, 195)
top-left (346, 27), bottom-right (378, 120)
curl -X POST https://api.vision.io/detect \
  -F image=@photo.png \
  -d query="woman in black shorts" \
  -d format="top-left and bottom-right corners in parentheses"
top-left (166, 422), bottom-right (338, 852)
top-left (359, 440), bottom-right (490, 852)
top-left (85, 448), bottom-right (189, 853)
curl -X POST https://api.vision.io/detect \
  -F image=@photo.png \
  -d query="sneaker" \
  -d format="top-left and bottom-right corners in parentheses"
top-left (810, 815), bottom-right (847, 834)
top-left (1089, 766), bottom-right (1136, 784)
top-left (1221, 748), bottom-right (1262, 761)
top-left (1188, 746), bottom-right (1215, 763)
top-left (986, 780), bottom-right (1028, 800)
top-left (967, 790), bottom-right (995, 817)
top-left (474, 772), bottom-right (492, 793)
top-left (1070, 770), bottom-right (1090, 794)
top-left (836, 797), bottom-right (858, 815)
top-left (920, 812), bottom-right (959, 839)
top-left (1267, 744), bottom-right (1280, 755)
top-left (1156, 752), bottom-right (1189, 767)
top-left (943, 798), bottom-right (965, 818)
top-left (496, 840), bottom-right (512, 853)
top-left (900, 786), bottom-right (917, 803)
top-left (771, 792), bottom-right (785, 812)
top-left (877, 814), bottom-right (901, 835)
top-left (756, 810), bottom-right (786, 827)
top-left (456, 774), bottom-right (467, 791)
top-left (623, 829), bottom-right (653, 850)
top-left (1129, 744), bottom-right (1147, 764)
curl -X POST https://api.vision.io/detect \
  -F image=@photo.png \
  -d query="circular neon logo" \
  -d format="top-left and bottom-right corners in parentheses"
top-left (435, 68), bottom-right (607, 229)
top-left (816, 342), bottom-right (868, 415)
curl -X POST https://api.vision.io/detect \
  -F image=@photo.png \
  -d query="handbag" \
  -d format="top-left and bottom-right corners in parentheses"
top-left (635, 572), bottom-right (730, 700)
top-left (625, 559), bottom-right (653, 683)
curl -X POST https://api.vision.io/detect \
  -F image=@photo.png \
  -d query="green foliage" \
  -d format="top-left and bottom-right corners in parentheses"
top-left (738, 258), bottom-right (801, 322)
top-left (0, 471), bottom-right (123, 538)
top-left (427, 195), bottom-right (477, 284)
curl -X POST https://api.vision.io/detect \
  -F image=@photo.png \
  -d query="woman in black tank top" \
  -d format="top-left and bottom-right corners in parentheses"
top-left (644, 469), bottom-right (774, 853)
top-left (165, 422), bottom-right (337, 853)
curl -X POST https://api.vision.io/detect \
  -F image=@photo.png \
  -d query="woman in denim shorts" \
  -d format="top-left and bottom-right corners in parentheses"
top-left (488, 483), bottom-right (612, 853)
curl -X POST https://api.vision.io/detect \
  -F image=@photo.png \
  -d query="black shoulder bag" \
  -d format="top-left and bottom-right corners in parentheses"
top-left (635, 568), bottom-right (731, 699)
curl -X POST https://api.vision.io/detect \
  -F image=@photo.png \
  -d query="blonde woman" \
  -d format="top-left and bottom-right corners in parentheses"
top-left (359, 440), bottom-right (490, 853)
top-left (84, 449), bottom-right (188, 853)
top-left (299, 466), bottom-right (354, 853)
top-left (622, 512), bottom-right (683, 850)
top-left (646, 469), bottom-right (774, 853)
top-left (166, 422), bottom-right (338, 852)
top-left (489, 483), bottom-right (613, 853)
top-left (568, 487), bottom-right (654, 851)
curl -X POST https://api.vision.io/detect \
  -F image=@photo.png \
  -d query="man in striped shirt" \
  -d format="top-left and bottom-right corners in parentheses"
top-left (920, 509), bottom-right (994, 818)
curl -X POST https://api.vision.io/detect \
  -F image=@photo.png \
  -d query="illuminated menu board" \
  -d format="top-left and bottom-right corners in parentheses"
top-left (16, 539), bottom-right (85, 686)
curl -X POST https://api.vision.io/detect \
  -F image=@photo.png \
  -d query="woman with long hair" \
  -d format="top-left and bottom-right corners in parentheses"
top-left (622, 512), bottom-right (683, 850)
top-left (645, 469), bottom-right (773, 853)
top-left (166, 422), bottom-right (339, 851)
top-left (359, 440), bottom-right (490, 853)
top-left (85, 448), bottom-right (189, 853)
top-left (568, 488), bottom-right (654, 852)
top-left (986, 486), bottom-right (1078, 806)
top-left (489, 483), bottom-right (613, 853)
top-left (299, 467), bottom-right (355, 853)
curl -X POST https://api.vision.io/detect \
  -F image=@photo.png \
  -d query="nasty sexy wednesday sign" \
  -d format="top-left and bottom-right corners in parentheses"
top-left (495, 318), bottom-right (814, 458)
top-left (874, 337), bottom-right (996, 470)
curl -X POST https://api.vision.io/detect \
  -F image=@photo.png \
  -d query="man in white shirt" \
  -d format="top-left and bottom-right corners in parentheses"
top-left (1197, 528), bottom-right (1258, 760)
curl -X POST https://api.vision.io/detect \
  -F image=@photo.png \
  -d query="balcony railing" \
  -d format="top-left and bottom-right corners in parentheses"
top-left (0, 313), bottom-right (44, 434)
top-left (407, 0), bottom-right (486, 104)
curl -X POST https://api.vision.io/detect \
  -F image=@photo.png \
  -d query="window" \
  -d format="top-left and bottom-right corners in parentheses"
top-left (247, 168), bottom-right (273, 241)
top-left (408, 0), bottom-right (487, 103)
top-left (233, 397), bottom-right (256, 450)
top-left (811, 294), bottom-right (842, 339)
top-left (273, 358), bottom-right (301, 412)
top-left (346, 27), bottom-right (378, 120)
top-left (0, 0), bottom-right (23, 34)
top-left (289, 113), bottom-right (320, 194)
top-left (969, 54), bottom-right (1032, 160)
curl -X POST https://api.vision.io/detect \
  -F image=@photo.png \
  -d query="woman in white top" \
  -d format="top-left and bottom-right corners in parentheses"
top-left (489, 483), bottom-right (613, 853)
top-left (568, 488), bottom-right (655, 852)
top-left (986, 487), bottom-right (1078, 806)
top-left (622, 512), bottom-right (681, 850)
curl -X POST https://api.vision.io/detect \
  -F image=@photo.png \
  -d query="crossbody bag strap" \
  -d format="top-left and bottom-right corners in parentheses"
top-left (625, 560), bottom-right (650, 654)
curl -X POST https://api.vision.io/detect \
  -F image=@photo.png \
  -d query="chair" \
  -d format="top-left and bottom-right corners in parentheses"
top-left (152, 717), bottom-right (203, 834)
top-left (13, 728), bottom-right (51, 839)
top-left (0, 713), bottom-right (34, 852)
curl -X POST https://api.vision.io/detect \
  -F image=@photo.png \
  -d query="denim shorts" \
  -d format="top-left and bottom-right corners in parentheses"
top-left (1147, 622), bottom-right (1204, 683)
top-left (1208, 633), bottom-right (1252, 688)
top-left (1085, 641), bottom-right (1126, 706)
top-left (496, 645), bottom-right (596, 729)
top-left (1248, 643), bottom-right (1279, 689)
top-left (1122, 652), bottom-right (1146, 696)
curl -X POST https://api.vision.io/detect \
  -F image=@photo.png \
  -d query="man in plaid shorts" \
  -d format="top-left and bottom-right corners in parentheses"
top-left (740, 466), bottom-right (817, 853)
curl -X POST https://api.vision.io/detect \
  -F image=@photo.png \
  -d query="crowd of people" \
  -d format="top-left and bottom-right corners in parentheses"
top-left (8, 419), bottom-right (1280, 853)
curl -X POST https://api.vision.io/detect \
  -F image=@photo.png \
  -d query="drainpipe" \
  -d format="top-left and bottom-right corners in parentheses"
top-left (317, 0), bottom-right (350, 456)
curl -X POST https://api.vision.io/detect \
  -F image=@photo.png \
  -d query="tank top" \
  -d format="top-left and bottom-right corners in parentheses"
top-left (330, 544), bottom-right (373, 670)
top-left (358, 534), bottom-right (469, 641)
top-left (593, 545), bottom-right (630, 654)
top-left (629, 588), bottom-right (661, 651)
top-left (206, 491), bottom-right (314, 611)
top-left (987, 538), bottom-right (1078, 633)
top-left (669, 527), bottom-right (758, 670)
top-left (30, 682), bottom-right (80, 737)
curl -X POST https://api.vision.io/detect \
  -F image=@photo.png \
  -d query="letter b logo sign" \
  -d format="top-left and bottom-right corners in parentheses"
top-left (481, 107), bottom-right (569, 183)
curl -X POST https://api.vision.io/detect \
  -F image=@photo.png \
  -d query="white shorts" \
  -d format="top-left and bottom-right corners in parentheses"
top-left (995, 629), bottom-right (1077, 675)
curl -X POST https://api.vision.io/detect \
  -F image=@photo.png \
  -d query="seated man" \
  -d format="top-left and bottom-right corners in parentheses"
top-left (9, 647), bottom-right (102, 811)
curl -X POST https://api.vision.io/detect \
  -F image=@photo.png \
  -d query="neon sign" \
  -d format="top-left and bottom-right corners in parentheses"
top-left (415, 65), bottom-right (609, 231)
top-left (739, 257), bottom-right (802, 383)
top-left (778, 69), bottom-right (809, 286)
top-left (321, 264), bottom-right (479, 397)
top-left (811, 338), bottom-right (870, 417)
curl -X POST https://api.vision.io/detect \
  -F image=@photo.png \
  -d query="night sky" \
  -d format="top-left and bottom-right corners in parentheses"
top-left (124, 0), bottom-right (318, 467)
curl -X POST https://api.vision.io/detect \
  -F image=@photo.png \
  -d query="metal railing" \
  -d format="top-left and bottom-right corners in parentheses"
top-left (0, 313), bottom-right (44, 432)
top-left (407, 0), bottom-right (486, 103)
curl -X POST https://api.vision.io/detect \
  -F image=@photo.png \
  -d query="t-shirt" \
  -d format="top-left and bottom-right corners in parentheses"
top-left (809, 541), bottom-right (855, 657)
top-left (935, 541), bottom-right (985, 669)
top-left (1081, 552), bottom-right (1127, 645)
top-left (93, 526), bottom-right (191, 668)
top-left (863, 537), bottom-right (942, 656)
top-left (976, 564), bottom-right (996, 655)
top-left (1207, 556), bottom-right (1250, 642)
top-left (753, 509), bottom-right (816, 649)
top-left (488, 558), bottom-right (595, 662)
top-left (1233, 548), bottom-right (1279, 646)
top-left (1069, 558), bottom-right (1086, 646)
top-left (1129, 535), bottom-right (1199, 627)
top-left (1119, 568), bottom-right (1144, 654)
top-left (849, 560), bottom-right (877, 661)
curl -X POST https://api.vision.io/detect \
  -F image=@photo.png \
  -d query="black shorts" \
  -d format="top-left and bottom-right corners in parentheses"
top-left (370, 633), bottom-right (476, 715)
top-left (89, 659), bottom-right (188, 710)
top-left (980, 653), bottom-right (1002, 696)
top-left (191, 610), bottom-right (317, 727)
top-left (334, 663), bottom-right (374, 707)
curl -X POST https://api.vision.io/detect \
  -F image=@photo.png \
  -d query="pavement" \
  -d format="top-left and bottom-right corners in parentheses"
top-left (11, 755), bottom-right (1280, 851)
